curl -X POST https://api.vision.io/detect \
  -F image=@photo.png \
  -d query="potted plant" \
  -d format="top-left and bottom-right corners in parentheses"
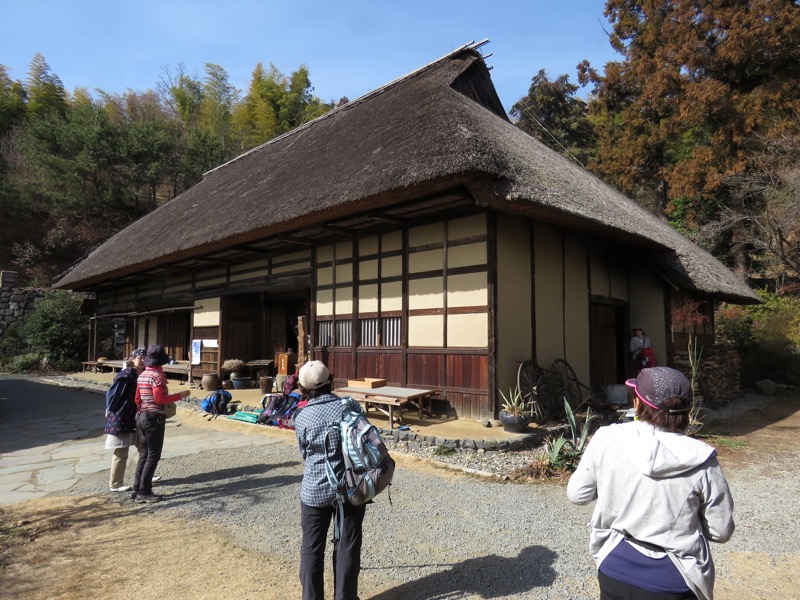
top-left (222, 359), bottom-right (249, 389)
top-left (498, 387), bottom-right (531, 433)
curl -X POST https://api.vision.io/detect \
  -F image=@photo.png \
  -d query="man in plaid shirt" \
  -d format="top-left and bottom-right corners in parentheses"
top-left (295, 361), bottom-right (365, 600)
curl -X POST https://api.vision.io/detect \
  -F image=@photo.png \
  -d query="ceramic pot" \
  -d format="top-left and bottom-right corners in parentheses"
top-left (201, 373), bottom-right (221, 391)
top-left (230, 375), bottom-right (250, 390)
top-left (499, 410), bottom-right (531, 433)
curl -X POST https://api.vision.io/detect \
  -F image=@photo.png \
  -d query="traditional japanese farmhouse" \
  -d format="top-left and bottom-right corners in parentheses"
top-left (55, 42), bottom-right (759, 420)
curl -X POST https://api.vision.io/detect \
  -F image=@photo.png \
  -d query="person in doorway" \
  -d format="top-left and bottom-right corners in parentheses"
top-left (104, 348), bottom-right (146, 492)
top-left (131, 344), bottom-right (190, 503)
top-left (630, 327), bottom-right (656, 374)
top-left (294, 360), bottom-right (365, 600)
top-left (567, 367), bottom-right (734, 600)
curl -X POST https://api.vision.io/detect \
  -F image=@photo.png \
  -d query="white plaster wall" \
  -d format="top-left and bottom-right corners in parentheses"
top-left (447, 313), bottom-right (488, 347)
top-left (409, 314), bottom-right (444, 346)
top-left (193, 298), bottom-right (220, 327)
top-left (496, 214), bottom-right (532, 395)
top-left (447, 272), bottom-right (487, 307)
top-left (409, 277), bottom-right (444, 309)
top-left (534, 223), bottom-right (565, 367)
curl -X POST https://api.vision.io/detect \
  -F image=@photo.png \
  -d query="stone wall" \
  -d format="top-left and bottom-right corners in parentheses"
top-left (0, 286), bottom-right (48, 357)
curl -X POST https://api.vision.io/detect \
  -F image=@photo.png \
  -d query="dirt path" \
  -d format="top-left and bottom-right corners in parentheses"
top-left (2, 395), bottom-right (799, 599)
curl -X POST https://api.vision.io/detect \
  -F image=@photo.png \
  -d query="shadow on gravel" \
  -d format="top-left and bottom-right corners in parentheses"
top-left (162, 461), bottom-right (300, 486)
top-left (365, 545), bottom-right (557, 599)
top-left (153, 464), bottom-right (302, 510)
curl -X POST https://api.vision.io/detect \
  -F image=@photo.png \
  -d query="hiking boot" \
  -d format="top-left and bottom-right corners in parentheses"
top-left (130, 491), bottom-right (138, 501)
top-left (136, 494), bottom-right (162, 504)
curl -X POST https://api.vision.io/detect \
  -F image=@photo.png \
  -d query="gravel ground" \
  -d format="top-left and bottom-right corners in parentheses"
top-left (49, 375), bottom-right (800, 599)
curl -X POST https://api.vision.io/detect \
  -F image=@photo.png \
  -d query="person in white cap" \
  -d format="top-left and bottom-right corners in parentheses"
top-left (567, 367), bottom-right (734, 600)
top-left (294, 360), bottom-right (365, 600)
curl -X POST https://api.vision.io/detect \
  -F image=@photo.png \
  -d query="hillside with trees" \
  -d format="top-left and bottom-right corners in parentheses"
top-left (0, 55), bottom-right (340, 285)
top-left (513, 0), bottom-right (800, 288)
top-left (2, 1), bottom-right (798, 292)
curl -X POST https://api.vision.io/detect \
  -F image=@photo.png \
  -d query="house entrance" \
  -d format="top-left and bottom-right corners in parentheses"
top-left (222, 291), bottom-right (309, 364)
top-left (589, 301), bottom-right (627, 389)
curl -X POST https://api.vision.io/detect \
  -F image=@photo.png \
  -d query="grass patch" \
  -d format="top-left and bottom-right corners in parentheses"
top-left (432, 444), bottom-right (456, 456)
top-left (698, 435), bottom-right (748, 450)
top-left (0, 509), bottom-right (33, 572)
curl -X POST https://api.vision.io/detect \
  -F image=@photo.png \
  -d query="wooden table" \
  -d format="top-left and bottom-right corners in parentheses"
top-left (334, 385), bottom-right (437, 429)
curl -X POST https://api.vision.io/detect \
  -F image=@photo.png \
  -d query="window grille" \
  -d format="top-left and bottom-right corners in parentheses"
top-left (317, 321), bottom-right (334, 346)
top-left (360, 318), bottom-right (379, 346)
top-left (358, 316), bottom-right (401, 347)
top-left (335, 319), bottom-right (352, 347)
top-left (382, 316), bottom-right (401, 347)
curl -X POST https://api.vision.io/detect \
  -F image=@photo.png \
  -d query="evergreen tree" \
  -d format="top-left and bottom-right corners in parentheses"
top-left (511, 69), bottom-right (596, 166)
top-left (579, 0), bottom-right (800, 278)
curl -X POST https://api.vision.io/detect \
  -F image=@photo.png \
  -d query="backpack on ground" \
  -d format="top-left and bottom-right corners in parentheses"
top-left (200, 389), bottom-right (232, 416)
top-left (324, 396), bottom-right (395, 507)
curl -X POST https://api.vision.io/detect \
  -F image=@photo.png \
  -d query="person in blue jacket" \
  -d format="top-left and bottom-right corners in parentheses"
top-left (104, 348), bottom-right (146, 492)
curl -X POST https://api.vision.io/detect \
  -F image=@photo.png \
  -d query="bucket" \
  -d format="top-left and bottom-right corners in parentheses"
top-left (604, 384), bottom-right (631, 407)
top-left (259, 376), bottom-right (274, 394)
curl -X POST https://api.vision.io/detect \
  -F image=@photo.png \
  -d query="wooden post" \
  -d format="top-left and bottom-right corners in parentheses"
top-left (297, 316), bottom-right (308, 366)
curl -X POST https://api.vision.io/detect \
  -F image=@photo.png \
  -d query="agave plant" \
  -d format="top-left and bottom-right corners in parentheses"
top-left (499, 387), bottom-right (528, 417)
top-left (563, 397), bottom-right (597, 452)
top-left (546, 398), bottom-right (599, 471)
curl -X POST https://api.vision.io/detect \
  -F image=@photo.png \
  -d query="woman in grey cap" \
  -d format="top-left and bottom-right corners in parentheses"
top-left (103, 348), bottom-right (146, 492)
top-left (567, 367), bottom-right (734, 600)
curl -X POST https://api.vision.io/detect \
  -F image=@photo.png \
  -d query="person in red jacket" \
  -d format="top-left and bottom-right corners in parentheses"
top-left (131, 344), bottom-right (190, 503)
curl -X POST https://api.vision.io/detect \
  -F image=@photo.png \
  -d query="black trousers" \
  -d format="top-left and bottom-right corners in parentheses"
top-left (133, 412), bottom-right (165, 495)
top-left (599, 571), bottom-right (698, 600)
top-left (300, 501), bottom-right (366, 600)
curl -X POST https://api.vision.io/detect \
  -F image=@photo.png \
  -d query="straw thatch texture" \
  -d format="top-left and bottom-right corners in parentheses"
top-left (55, 48), bottom-right (758, 304)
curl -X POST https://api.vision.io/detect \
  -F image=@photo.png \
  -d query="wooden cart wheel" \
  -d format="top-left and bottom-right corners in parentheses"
top-left (549, 358), bottom-right (583, 415)
top-left (516, 360), bottom-right (550, 424)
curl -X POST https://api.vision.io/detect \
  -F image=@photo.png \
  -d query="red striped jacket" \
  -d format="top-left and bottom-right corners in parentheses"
top-left (135, 366), bottom-right (183, 414)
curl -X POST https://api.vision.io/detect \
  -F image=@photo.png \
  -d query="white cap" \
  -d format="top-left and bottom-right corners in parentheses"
top-left (298, 360), bottom-right (330, 390)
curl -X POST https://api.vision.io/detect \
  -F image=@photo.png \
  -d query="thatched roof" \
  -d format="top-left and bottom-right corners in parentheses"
top-left (55, 43), bottom-right (759, 304)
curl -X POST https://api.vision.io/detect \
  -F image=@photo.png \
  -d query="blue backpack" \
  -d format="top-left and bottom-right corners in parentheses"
top-left (200, 389), bottom-right (232, 416)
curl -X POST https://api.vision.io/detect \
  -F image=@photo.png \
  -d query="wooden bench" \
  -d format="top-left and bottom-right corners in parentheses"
top-left (81, 361), bottom-right (101, 373)
top-left (95, 360), bottom-right (125, 373)
top-left (335, 390), bottom-right (410, 429)
top-left (360, 395), bottom-right (410, 429)
top-left (162, 361), bottom-right (191, 384)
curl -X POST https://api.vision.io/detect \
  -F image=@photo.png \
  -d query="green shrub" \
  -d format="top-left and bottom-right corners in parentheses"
top-left (17, 290), bottom-right (88, 372)
top-left (716, 289), bottom-right (800, 385)
top-left (432, 444), bottom-right (456, 456)
top-left (7, 353), bottom-right (42, 374)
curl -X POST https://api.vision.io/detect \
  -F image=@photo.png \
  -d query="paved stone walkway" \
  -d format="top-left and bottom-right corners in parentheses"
top-left (0, 376), bottom-right (285, 506)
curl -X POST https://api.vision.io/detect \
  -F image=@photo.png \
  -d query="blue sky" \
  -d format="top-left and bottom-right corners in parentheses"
top-left (2, 1), bottom-right (620, 112)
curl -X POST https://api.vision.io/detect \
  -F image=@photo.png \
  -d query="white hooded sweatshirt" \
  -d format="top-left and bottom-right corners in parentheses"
top-left (567, 420), bottom-right (734, 600)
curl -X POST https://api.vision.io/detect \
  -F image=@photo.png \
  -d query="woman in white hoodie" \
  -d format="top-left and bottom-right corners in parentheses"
top-left (567, 367), bottom-right (734, 600)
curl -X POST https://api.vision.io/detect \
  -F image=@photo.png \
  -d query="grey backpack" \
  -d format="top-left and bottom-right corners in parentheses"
top-left (324, 397), bottom-right (395, 538)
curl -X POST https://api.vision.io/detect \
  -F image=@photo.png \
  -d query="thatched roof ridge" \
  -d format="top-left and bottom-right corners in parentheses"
top-left (55, 45), bottom-right (758, 304)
